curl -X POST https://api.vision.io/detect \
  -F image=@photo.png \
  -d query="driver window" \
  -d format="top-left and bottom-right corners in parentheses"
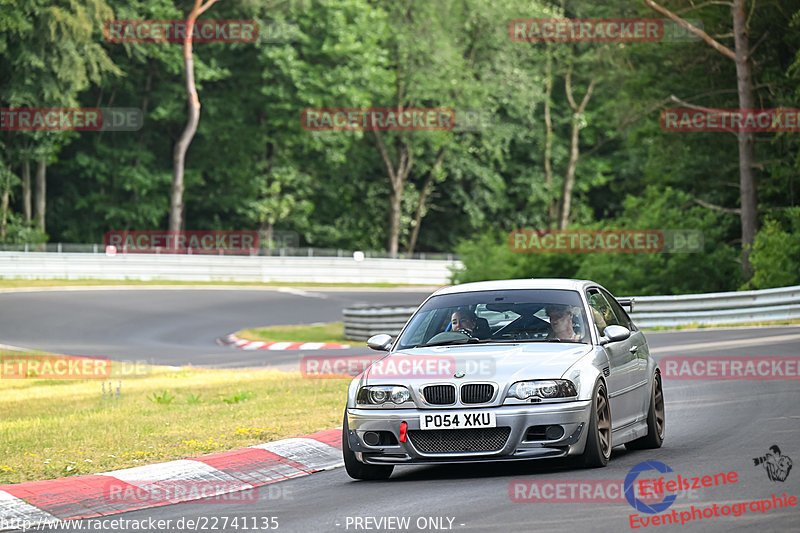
top-left (600, 289), bottom-right (633, 330)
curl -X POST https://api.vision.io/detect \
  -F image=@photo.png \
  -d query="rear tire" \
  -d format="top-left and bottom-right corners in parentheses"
top-left (580, 381), bottom-right (612, 468)
top-left (342, 412), bottom-right (394, 480)
top-left (625, 371), bottom-right (665, 450)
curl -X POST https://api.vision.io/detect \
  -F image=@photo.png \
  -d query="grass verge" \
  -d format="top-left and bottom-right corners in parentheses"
top-left (0, 349), bottom-right (349, 485)
top-left (237, 322), bottom-right (357, 345)
top-left (643, 318), bottom-right (800, 331)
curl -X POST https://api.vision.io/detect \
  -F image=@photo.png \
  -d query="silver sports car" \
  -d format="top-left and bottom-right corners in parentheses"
top-left (342, 279), bottom-right (665, 480)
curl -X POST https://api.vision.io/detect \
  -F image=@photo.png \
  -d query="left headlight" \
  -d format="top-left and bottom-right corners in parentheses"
top-left (507, 379), bottom-right (577, 401)
top-left (357, 385), bottom-right (413, 407)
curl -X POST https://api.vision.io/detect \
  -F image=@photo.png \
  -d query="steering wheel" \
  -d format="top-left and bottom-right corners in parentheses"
top-left (455, 328), bottom-right (479, 339)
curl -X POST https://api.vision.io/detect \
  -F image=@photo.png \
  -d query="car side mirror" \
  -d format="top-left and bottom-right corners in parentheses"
top-left (366, 334), bottom-right (393, 351)
top-left (600, 325), bottom-right (631, 345)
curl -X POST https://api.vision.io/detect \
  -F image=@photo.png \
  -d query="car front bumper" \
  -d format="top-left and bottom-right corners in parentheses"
top-left (346, 400), bottom-right (592, 465)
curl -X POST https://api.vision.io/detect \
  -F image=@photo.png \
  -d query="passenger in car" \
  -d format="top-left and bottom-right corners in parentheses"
top-left (545, 304), bottom-right (582, 341)
top-left (591, 307), bottom-right (608, 336)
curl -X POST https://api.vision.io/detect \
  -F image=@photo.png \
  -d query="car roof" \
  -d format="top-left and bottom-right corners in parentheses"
top-left (431, 278), bottom-right (598, 296)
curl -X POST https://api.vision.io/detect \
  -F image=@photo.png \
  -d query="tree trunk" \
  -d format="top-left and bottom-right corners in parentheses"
top-left (22, 159), bottom-right (31, 223)
top-left (560, 120), bottom-right (581, 230)
top-left (388, 183), bottom-right (403, 256)
top-left (407, 147), bottom-right (445, 255)
top-left (35, 159), bottom-right (46, 233)
top-left (374, 130), bottom-right (413, 258)
top-left (732, 0), bottom-right (757, 279)
top-left (170, 0), bottom-right (218, 232)
top-left (544, 44), bottom-right (556, 227)
top-left (559, 68), bottom-right (596, 230)
top-left (0, 190), bottom-right (8, 240)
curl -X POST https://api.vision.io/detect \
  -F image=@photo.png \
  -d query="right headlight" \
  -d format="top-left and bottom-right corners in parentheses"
top-left (356, 385), bottom-right (413, 407)
top-left (506, 379), bottom-right (577, 401)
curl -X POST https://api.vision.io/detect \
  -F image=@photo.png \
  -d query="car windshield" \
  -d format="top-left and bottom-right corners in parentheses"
top-left (395, 289), bottom-right (590, 350)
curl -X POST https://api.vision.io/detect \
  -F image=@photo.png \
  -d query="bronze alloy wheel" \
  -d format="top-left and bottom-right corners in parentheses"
top-left (596, 386), bottom-right (612, 458)
top-left (654, 373), bottom-right (665, 439)
top-left (625, 371), bottom-right (665, 450)
top-left (581, 381), bottom-right (612, 467)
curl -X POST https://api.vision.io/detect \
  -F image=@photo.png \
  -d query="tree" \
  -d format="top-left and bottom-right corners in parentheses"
top-left (0, 162), bottom-right (19, 240)
top-left (560, 65), bottom-right (596, 229)
top-left (170, 0), bottom-right (220, 233)
top-left (644, 0), bottom-right (758, 279)
top-left (0, 0), bottom-right (119, 236)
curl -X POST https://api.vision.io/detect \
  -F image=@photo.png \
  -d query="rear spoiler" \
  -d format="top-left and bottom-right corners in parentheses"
top-left (616, 297), bottom-right (635, 312)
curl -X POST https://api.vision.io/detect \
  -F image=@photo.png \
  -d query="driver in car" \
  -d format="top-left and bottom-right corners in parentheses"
top-left (545, 304), bottom-right (582, 341)
top-left (451, 309), bottom-right (478, 335)
top-left (450, 309), bottom-right (491, 339)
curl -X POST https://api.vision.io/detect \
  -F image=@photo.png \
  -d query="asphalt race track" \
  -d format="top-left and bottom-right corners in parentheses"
top-left (2, 288), bottom-right (799, 532)
top-left (0, 287), bottom-right (433, 367)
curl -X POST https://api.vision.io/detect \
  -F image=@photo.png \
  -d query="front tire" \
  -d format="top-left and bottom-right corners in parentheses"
top-left (342, 412), bottom-right (394, 480)
top-left (580, 381), bottom-right (612, 468)
top-left (625, 371), bottom-right (665, 450)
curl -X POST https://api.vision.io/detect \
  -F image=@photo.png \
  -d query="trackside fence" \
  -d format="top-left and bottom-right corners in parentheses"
top-left (342, 285), bottom-right (800, 340)
top-left (0, 252), bottom-right (459, 285)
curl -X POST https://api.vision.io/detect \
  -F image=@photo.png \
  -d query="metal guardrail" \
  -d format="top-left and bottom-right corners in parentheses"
top-left (628, 285), bottom-right (800, 328)
top-left (0, 243), bottom-right (457, 261)
top-left (0, 252), bottom-right (460, 285)
top-left (343, 306), bottom-right (419, 341)
top-left (342, 285), bottom-right (800, 340)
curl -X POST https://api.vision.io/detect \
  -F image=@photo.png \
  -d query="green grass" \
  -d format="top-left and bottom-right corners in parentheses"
top-left (0, 279), bottom-right (435, 289)
top-left (237, 322), bottom-right (357, 344)
top-left (0, 349), bottom-right (349, 485)
top-left (643, 318), bottom-right (800, 331)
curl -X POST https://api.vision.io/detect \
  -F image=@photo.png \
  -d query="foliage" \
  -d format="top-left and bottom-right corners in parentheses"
top-left (1, 0), bottom-right (798, 293)
top-left (221, 391), bottom-right (253, 404)
top-left (746, 208), bottom-right (800, 289)
top-left (147, 390), bottom-right (175, 405)
top-left (454, 187), bottom-right (741, 295)
top-left (186, 393), bottom-right (203, 405)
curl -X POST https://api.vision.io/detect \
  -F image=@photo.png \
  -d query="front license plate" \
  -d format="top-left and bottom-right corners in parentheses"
top-left (419, 411), bottom-right (496, 430)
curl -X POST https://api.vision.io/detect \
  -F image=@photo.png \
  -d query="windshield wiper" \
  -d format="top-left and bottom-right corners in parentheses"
top-left (496, 338), bottom-right (584, 344)
top-left (410, 337), bottom-right (584, 348)
top-left (412, 336), bottom-right (481, 348)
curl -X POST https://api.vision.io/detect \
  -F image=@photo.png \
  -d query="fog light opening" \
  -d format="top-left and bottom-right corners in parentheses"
top-left (363, 431), bottom-right (381, 446)
top-left (545, 425), bottom-right (564, 440)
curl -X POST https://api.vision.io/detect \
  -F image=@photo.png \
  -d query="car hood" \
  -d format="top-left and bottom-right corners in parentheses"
top-left (362, 342), bottom-right (593, 385)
